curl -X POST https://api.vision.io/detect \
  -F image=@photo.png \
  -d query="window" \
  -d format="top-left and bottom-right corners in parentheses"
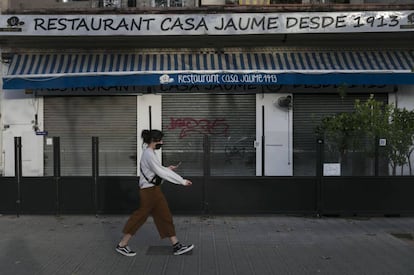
top-left (238, 0), bottom-right (270, 4)
top-left (60, 0), bottom-right (89, 2)
top-left (310, 0), bottom-right (350, 3)
top-left (94, 0), bottom-right (136, 7)
top-left (153, 0), bottom-right (183, 7)
top-left (270, 0), bottom-right (301, 3)
top-left (98, 0), bottom-right (122, 7)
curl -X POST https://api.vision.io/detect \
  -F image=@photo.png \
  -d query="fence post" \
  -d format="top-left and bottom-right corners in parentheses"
top-left (14, 137), bottom-right (22, 217)
top-left (92, 136), bottom-right (99, 216)
top-left (374, 136), bottom-right (379, 176)
top-left (203, 134), bottom-right (210, 214)
top-left (316, 138), bottom-right (324, 217)
top-left (53, 137), bottom-right (61, 216)
top-left (261, 105), bottom-right (265, 176)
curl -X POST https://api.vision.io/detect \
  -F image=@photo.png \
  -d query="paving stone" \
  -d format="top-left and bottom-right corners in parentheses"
top-left (0, 215), bottom-right (413, 275)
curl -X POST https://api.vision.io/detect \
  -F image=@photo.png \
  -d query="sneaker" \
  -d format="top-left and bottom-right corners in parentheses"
top-left (115, 245), bottom-right (136, 257)
top-left (173, 243), bottom-right (194, 256)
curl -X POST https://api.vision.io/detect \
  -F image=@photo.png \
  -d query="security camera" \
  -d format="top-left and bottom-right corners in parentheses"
top-left (277, 95), bottom-right (292, 108)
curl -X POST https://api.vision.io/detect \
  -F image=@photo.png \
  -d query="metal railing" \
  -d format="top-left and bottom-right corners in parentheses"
top-left (89, 0), bottom-right (185, 8)
top-left (90, 0), bottom-right (136, 8)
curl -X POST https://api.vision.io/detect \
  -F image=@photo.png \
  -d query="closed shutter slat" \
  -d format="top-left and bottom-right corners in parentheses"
top-left (293, 93), bottom-right (388, 152)
top-left (44, 96), bottom-right (137, 176)
top-left (162, 94), bottom-right (256, 176)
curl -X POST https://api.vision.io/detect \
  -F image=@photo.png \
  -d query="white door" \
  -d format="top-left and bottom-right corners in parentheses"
top-left (256, 93), bottom-right (293, 176)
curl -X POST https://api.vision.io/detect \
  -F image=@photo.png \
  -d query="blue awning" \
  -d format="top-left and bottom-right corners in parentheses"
top-left (3, 49), bottom-right (414, 89)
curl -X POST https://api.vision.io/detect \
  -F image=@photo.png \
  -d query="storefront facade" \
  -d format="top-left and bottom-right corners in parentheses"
top-left (1, 7), bottom-right (414, 215)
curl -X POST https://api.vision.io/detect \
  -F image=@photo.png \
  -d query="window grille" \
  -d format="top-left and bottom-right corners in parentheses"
top-left (90, 0), bottom-right (137, 8)
top-left (152, 0), bottom-right (183, 7)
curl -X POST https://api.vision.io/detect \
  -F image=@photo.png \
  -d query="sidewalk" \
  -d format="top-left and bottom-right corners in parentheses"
top-left (0, 214), bottom-right (413, 275)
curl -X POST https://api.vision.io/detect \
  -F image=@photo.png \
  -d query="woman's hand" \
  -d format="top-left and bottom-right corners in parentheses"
top-left (168, 162), bottom-right (181, 170)
top-left (183, 180), bottom-right (192, 186)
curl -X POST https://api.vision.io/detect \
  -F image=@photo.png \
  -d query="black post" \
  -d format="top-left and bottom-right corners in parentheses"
top-left (14, 137), bottom-right (22, 217)
top-left (316, 138), bottom-right (324, 217)
top-left (53, 137), bottom-right (61, 216)
top-left (92, 137), bottom-right (99, 216)
top-left (374, 136), bottom-right (379, 176)
top-left (149, 106), bottom-right (152, 130)
top-left (203, 134), bottom-right (210, 214)
top-left (261, 105), bottom-right (265, 176)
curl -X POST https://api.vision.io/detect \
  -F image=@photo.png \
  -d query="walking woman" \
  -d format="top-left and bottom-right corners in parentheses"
top-left (116, 129), bottom-right (194, 256)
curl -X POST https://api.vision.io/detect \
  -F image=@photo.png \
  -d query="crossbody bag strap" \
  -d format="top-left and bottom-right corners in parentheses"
top-left (140, 166), bottom-right (152, 183)
top-left (140, 166), bottom-right (162, 186)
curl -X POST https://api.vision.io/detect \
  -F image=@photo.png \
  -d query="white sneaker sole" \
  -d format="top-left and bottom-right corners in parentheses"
top-left (173, 244), bottom-right (194, 255)
top-left (115, 248), bottom-right (136, 257)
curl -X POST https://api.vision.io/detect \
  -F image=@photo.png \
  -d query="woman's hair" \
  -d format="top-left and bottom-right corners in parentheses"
top-left (141, 129), bottom-right (164, 144)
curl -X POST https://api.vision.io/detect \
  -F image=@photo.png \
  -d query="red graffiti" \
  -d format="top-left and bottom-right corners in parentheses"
top-left (167, 117), bottom-right (229, 138)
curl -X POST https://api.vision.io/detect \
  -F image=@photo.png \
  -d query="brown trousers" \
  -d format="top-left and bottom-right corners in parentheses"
top-left (122, 186), bottom-right (176, 239)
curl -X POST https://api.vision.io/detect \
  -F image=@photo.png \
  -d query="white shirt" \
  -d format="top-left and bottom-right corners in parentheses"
top-left (139, 147), bottom-right (186, 189)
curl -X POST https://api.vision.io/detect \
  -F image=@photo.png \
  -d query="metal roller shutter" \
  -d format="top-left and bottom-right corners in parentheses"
top-left (44, 96), bottom-right (137, 176)
top-left (162, 94), bottom-right (256, 176)
top-left (293, 93), bottom-right (388, 175)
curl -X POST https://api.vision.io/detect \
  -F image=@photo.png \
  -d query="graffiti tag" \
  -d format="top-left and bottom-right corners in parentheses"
top-left (167, 117), bottom-right (229, 138)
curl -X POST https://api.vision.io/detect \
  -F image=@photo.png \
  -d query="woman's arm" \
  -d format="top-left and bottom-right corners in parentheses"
top-left (147, 153), bottom-right (187, 185)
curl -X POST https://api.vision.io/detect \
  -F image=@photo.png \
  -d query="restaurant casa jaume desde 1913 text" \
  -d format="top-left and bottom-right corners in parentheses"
top-left (1, 11), bottom-right (413, 35)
